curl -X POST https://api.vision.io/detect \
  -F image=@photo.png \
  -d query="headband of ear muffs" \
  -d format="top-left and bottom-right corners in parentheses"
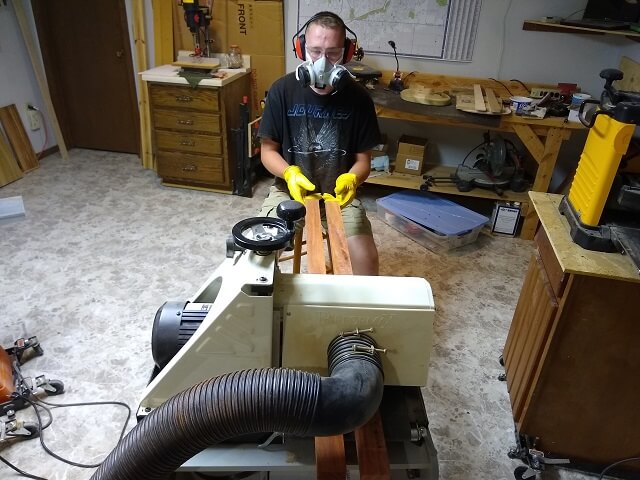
top-left (291, 12), bottom-right (359, 64)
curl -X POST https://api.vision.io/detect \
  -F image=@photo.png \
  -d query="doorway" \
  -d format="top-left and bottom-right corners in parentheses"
top-left (32, 0), bottom-right (139, 154)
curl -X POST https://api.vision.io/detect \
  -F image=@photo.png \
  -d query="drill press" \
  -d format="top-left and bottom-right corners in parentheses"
top-left (181, 0), bottom-right (212, 57)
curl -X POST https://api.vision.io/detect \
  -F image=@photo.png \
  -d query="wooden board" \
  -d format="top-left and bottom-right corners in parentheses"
top-left (0, 131), bottom-right (23, 187)
top-left (354, 411), bottom-right (391, 479)
top-left (324, 200), bottom-right (352, 275)
top-left (485, 88), bottom-right (502, 113)
top-left (618, 56), bottom-right (640, 92)
top-left (304, 198), bottom-right (326, 274)
top-left (455, 94), bottom-right (511, 115)
top-left (0, 105), bottom-right (39, 172)
top-left (315, 435), bottom-right (346, 479)
top-left (473, 84), bottom-right (486, 111)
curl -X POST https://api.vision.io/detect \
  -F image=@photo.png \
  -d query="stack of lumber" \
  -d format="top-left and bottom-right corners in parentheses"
top-left (455, 84), bottom-right (509, 115)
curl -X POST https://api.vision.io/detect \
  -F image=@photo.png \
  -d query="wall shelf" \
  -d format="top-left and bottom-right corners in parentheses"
top-left (523, 20), bottom-right (640, 42)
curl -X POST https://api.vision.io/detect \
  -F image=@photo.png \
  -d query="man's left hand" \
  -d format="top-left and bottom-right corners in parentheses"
top-left (334, 173), bottom-right (358, 208)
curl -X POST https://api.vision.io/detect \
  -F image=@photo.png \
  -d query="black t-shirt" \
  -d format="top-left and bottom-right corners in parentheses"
top-left (258, 72), bottom-right (381, 194)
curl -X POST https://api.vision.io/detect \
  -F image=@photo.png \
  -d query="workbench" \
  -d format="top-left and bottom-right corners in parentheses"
top-left (365, 72), bottom-right (586, 240)
top-left (503, 192), bottom-right (640, 475)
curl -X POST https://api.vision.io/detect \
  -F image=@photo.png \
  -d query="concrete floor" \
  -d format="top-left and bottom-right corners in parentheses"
top-left (0, 150), bottom-right (604, 479)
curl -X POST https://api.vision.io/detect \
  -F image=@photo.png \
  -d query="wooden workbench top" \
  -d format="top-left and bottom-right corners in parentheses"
top-left (530, 192), bottom-right (640, 282)
top-left (372, 70), bottom-right (586, 130)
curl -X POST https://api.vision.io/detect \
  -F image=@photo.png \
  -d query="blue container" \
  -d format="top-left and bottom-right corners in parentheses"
top-left (376, 190), bottom-right (489, 252)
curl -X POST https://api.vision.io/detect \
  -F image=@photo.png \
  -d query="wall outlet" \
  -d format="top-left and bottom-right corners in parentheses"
top-left (26, 106), bottom-right (41, 131)
top-left (530, 88), bottom-right (561, 100)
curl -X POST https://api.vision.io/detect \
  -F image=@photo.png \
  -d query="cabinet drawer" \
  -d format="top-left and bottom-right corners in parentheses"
top-left (149, 84), bottom-right (219, 111)
top-left (157, 152), bottom-right (226, 185)
top-left (155, 130), bottom-right (222, 155)
top-left (153, 109), bottom-right (221, 134)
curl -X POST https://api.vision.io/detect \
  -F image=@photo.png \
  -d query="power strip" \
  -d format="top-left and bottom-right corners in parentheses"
top-left (530, 87), bottom-right (561, 99)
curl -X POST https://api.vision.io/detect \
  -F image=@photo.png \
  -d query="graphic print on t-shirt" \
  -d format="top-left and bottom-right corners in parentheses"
top-left (286, 103), bottom-right (350, 194)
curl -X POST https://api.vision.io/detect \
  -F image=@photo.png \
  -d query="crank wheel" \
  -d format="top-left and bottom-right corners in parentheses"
top-left (232, 217), bottom-right (293, 252)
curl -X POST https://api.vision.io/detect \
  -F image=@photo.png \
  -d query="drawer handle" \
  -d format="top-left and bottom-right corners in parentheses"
top-left (182, 164), bottom-right (197, 172)
top-left (175, 95), bottom-right (193, 102)
top-left (178, 119), bottom-right (194, 125)
top-left (180, 140), bottom-right (196, 146)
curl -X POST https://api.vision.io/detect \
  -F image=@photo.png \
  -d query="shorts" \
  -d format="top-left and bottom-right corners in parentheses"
top-left (259, 186), bottom-right (373, 238)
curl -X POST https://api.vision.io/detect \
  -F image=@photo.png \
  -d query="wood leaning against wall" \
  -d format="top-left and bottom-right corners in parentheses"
top-left (12, 0), bottom-right (68, 161)
top-left (133, 0), bottom-right (153, 169)
top-left (0, 130), bottom-right (24, 187)
top-left (0, 105), bottom-right (39, 173)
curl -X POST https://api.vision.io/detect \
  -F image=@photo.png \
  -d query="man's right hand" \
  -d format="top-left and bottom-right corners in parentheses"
top-left (283, 165), bottom-right (316, 203)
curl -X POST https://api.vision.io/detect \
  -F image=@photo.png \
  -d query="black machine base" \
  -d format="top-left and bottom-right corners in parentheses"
top-left (559, 196), bottom-right (640, 274)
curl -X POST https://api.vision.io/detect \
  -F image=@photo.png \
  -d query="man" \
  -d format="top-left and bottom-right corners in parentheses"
top-left (258, 11), bottom-right (381, 275)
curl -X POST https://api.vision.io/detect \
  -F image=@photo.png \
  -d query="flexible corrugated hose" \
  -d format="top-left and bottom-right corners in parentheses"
top-left (90, 334), bottom-right (384, 480)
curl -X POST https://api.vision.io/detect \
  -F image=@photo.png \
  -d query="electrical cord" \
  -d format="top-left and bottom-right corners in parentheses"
top-left (562, 9), bottom-right (585, 21)
top-left (0, 455), bottom-right (48, 480)
top-left (0, 361), bottom-right (131, 479)
top-left (510, 79), bottom-right (529, 93)
top-left (36, 110), bottom-right (48, 161)
top-left (496, 0), bottom-right (513, 79)
top-left (488, 78), bottom-right (514, 96)
top-left (17, 392), bottom-right (132, 468)
top-left (598, 456), bottom-right (640, 479)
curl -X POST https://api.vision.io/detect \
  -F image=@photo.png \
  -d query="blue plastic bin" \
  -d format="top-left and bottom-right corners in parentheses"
top-left (376, 190), bottom-right (489, 252)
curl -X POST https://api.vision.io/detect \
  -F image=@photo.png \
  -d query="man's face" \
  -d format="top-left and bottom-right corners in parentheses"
top-left (304, 23), bottom-right (345, 94)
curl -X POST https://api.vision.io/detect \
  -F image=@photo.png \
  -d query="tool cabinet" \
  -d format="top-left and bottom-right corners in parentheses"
top-left (148, 75), bottom-right (250, 192)
top-left (503, 192), bottom-right (640, 474)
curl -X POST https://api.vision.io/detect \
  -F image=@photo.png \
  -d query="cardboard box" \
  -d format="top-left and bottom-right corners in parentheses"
top-left (251, 54), bottom-right (285, 100)
top-left (394, 135), bottom-right (428, 175)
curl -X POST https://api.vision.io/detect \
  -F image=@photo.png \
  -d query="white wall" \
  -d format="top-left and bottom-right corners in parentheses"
top-left (283, 0), bottom-right (637, 189)
top-left (1, 0), bottom-right (637, 181)
top-left (0, 0), bottom-right (51, 154)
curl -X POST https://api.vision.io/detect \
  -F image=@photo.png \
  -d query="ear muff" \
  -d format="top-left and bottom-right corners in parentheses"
top-left (291, 12), bottom-right (361, 64)
top-left (294, 34), bottom-right (307, 60)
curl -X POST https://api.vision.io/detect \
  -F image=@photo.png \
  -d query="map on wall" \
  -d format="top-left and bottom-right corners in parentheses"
top-left (297, 0), bottom-right (482, 61)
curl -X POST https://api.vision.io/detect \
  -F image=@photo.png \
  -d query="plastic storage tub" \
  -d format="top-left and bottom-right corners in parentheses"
top-left (376, 190), bottom-right (489, 253)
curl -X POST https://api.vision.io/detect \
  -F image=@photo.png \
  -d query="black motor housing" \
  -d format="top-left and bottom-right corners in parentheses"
top-left (151, 301), bottom-right (212, 371)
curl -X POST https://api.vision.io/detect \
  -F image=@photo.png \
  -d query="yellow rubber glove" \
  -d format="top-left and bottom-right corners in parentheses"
top-left (283, 165), bottom-right (316, 203)
top-left (334, 173), bottom-right (358, 207)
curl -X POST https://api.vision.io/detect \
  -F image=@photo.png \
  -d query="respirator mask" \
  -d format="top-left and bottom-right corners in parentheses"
top-left (295, 54), bottom-right (354, 92)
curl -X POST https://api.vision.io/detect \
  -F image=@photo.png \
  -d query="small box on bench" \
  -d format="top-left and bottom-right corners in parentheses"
top-left (394, 135), bottom-right (428, 175)
top-left (377, 190), bottom-right (489, 253)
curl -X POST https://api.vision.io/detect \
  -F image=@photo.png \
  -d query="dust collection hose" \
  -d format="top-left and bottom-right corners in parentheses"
top-left (90, 334), bottom-right (384, 480)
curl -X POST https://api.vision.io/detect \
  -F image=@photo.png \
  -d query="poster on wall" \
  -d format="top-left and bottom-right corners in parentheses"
top-left (297, 0), bottom-right (482, 61)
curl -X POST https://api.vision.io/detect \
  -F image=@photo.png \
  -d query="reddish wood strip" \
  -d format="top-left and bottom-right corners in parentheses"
top-left (315, 435), bottom-right (346, 480)
top-left (354, 411), bottom-right (391, 479)
top-left (324, 200), bottom-right (352, 275)
top-left (304, 198), bottom-right (326, 274)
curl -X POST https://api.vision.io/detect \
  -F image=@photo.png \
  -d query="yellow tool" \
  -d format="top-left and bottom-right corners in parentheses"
top-left (559, 68), bottom-right (640, 273)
